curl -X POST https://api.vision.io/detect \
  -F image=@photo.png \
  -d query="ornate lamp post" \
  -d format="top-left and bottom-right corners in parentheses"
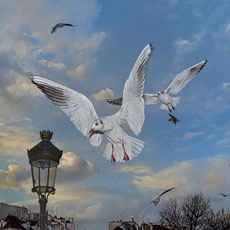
top-left (27, 130), bottom-right (63, 230)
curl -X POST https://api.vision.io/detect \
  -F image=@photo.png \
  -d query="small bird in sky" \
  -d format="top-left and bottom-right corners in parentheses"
top-left (51, 23), bottom-right (75, 33)
top-left (168, 113), bottom-right (179, 125)
top-left (30, 44), bottom-right (153, 163)
top-left (141, 187), bottom-right (176, 215)
top-left (219, 193), bottom-right (230, 197)
top-left (107, 60), bottom-right (207, 112)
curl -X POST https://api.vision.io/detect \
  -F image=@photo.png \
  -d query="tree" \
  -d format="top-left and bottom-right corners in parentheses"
top-left (159, 198), bottom-right (184, 230)
top-left (182, 193), bottom-right (211, 230)
top-left (158, 193), bottom-right (211, 230)
top-left (203, 209), bottom-right (230, 230)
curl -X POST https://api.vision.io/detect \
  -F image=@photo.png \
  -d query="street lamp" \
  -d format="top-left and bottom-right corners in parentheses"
top-left (27, 130), bottom-right (63, 230)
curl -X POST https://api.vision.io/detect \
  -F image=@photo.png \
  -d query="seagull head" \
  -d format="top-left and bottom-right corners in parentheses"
top-left (157, 91), bottom-right (164, 96)
top-left (89, 119), bottom-right (104, 138)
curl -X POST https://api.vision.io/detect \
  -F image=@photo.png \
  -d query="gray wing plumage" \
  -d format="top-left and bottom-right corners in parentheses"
top-left (106, 97), bottom-right (123, 106)
top-left (114, 43), bottom-right (153, 135)
top-left (30, 76), bottom-right (103, 146)
top-left (157, 187), bottom-right (176, 199)
top-left (51, 23), bottom-right (75, 33)
top-left (166, 60), bottom-right (207, 95)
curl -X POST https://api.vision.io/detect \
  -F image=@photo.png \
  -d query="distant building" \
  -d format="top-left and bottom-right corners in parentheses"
top-left (109, 218), bottom-right (170, 230)
top-left (0, 203), bottom-right (29, 220)
top-left (47, 215), bottom-right (75, 230)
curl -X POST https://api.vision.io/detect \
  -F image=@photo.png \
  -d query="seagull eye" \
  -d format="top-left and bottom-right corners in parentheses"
top-left (95, 123), bottom-right (98, 126)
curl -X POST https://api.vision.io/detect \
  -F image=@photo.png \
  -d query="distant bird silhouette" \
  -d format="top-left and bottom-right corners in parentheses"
top-left (168, 113), bottom-right (179, 125)
top-left (51, 23), bottom-right (75, 33)
top-left (107, 60), bottom-right (207, 112)
top-left (219, 193), bottom-right (230, 197)
top-left (141, 187), bottom-right (175, 215)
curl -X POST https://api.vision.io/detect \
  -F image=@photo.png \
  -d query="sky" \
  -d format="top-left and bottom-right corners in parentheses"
top-left (0, 0), bottom-right (230, 229)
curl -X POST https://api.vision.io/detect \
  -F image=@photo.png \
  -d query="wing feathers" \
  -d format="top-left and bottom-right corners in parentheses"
top-left (166, 60), bottom-right (207, 95)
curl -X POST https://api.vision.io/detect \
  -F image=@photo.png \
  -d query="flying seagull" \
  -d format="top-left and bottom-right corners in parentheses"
top-left (107, 60), bottom-right (207, 112)
top-left (30, 44), bottom-right (153, 163)
top-left (142, 187), bottom-right (176, 215)
top-left (219, 193), bottom-right (230, 197)
top-left (168, 113), bottom-right (179, 125)
top-left (51, 23), bottom-right (75, 33)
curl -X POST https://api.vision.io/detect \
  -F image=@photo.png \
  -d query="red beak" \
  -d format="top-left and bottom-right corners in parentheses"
top-left (89, 128), bottom-right (95, 134)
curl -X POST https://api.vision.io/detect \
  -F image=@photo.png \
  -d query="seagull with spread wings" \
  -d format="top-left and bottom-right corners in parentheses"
top-left (219, 193), bottom-right (230, 197)
top-left (51, 23), bottom-right (75, 33)
top-left (30, 44), bottom-right (152, 163)
top-left (107, 60), bottom-right (207, 112)
top-left (142, 187), bottom-right (176, 215)
top-left (168, 113), bottom-right (179, 125)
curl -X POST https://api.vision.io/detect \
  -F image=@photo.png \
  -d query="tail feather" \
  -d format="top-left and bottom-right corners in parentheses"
top-left (103, 136), bottom-right (144, 163)
top-left (172, 96), bottom-right (180, 108)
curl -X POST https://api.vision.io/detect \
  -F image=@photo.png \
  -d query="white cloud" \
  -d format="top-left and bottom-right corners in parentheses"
top-left (0, 164), bottom-right (30, 190)
top-left (183, 131), bottom-right (203, 140)
top-left (114, 163), bottom-right (152, 174)
top-left (40, 59), bottom-right (66, 71)
top-left (91, 88), bottom-right (115, 101)
top-left (131, 155), bottom-right (230, 197)
top-left (222, 82), bottom-right (230, 92)
top-left (175, 33), bottom-right (203, 56)
top-left (57, 152), bottom-right (99, 183)
top-left (74, 32), bottom-right (106, 51)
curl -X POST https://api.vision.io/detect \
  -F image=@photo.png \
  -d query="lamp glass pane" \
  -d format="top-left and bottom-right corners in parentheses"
top-left (32, 166), bottom-right (39, 188)
top-left (48, 166), bottom-right (57, 188)
top-left (40, 167), bottom-right (49, 187)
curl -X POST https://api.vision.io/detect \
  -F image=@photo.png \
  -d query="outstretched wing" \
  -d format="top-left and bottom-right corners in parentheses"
top-left (166, 60), bottom-right (207, 95)
top-left (158, 187), bottom-right (176, 199)
top-left (141, 203), bottom-right (151, 216)
top-left (31, 76), bottom-right (103, 146)
top-left (106, 93), bottom-right (159, 106)
top-left (106, 97), bottom-right (123, 106)
top-left (114, 44), bottom-right (153, 135)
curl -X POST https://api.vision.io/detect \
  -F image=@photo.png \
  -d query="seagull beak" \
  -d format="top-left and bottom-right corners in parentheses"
top-left (89, 128), bottom-right (95, 134)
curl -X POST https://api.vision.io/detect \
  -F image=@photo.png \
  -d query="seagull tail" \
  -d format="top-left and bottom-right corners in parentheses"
top-left (103, 136), bottom-right (144, 163)
top-left (172, 96), bottom-right (180, 108)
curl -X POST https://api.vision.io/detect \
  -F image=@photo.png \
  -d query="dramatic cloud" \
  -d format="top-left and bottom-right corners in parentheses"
top-left (131, 155), bottom-right (230, 197)
top-left (0, 122), bottom-right (37, 157)
top-left (57, 152), bottom-right (99, 183)
top-left (0, 164), bottom-right (30, 190)
top-left (91, 88), bottom-right (115, 101)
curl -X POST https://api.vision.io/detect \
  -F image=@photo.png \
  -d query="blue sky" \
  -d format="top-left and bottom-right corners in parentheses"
top-left (0, 0), bottom-right (230, 229)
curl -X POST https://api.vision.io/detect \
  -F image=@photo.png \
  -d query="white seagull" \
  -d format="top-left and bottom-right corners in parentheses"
top-left (107, 60), bottom-right (207, 112)
top-left (30, 44), bottom-right (153, 163)
top-left (141, 187), bottom-right (176, 215)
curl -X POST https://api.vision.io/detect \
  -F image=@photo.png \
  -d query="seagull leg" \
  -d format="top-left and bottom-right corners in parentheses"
top-left (122, 142), bottom-right (129, 161)
top-left (110, 144), bottom-right (116, 163)
top-left (168, 106), bottom-right (172, 112)
top-left (172, 106), bottom-right (175, 110)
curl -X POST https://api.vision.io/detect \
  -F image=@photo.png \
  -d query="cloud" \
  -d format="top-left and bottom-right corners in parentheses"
top-left (91, 88), bottom-right (115, 101)
top-left (0, 164), bottom-right (30, 190)
top-left (0, 122), bottom-right (37, 157)
top-left (40, 59), bottom-right (66, 71)
top-left (114, 163), bottom-right (152, 174)
top-left (175, 33), bottom-right (203, 56)
top-left (222, 82), bottom-right (230, 92)
top-left (57, 152), bottom-right (99, 183)
top-left (213, 22), bottom-right (230, 50)
top-left (131, 155), bottom-right (230, 196)
top-left (183, 131), bottom-right (203, 140)
top-left (74, 32), bottom-right (106, 50)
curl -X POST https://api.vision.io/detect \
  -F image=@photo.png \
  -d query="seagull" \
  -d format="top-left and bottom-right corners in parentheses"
top-left (141, 187), bottom-right (175, 215)
top-left (30, 44), bottom-right (153, 163)
top-left (51, 23), bottom-right (75, 33)
top-left (168, 113), bottom-right (179, 125)
top-left (219, 193), bottom-right (230, 197)
top-left (106, 60), bottom-right (207, 112)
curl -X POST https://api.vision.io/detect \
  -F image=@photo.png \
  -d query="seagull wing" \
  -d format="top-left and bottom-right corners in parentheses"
top-left (165, 60), bottom-right (207, 95)
top-left (51, 23), bottom-right (61, 33)
top-left (143, 93), bottom-right (159, 105)
top-left (141, 203), bottom-right (151, 216)
top-left (158, 187), bottom-right (176, 198)
top-left (106, 97), bottom-right (123, 106)
top-left (63, 23), bottom-right (74, 27)
top-left (114, 44), bottom-right (153, 135)
top-left (31, 76), bottom-right (103, 146)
